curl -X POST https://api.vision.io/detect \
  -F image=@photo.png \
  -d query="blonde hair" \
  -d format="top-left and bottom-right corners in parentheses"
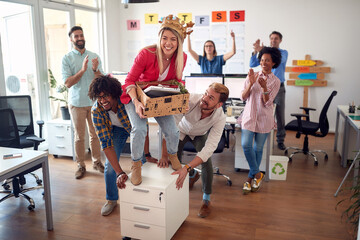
top-left (143, 27), bottom-right (184, 80)
top-left (209, 82), bottom-right (229, 103)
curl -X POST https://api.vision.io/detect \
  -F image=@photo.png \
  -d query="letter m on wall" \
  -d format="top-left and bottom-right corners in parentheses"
top-left (127, 20), bottom-right (140, 30)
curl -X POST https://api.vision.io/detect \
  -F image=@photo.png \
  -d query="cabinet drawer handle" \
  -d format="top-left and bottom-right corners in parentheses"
top-left (133, 188), bottom-right (149, 193)
top-left (55, 125), bottom-right (64, 128)
top-left (134, 224), bottom-right (150, 229)
top-left (55, 135), bottom-right (65, 138)
top-left (56, 145), bottom-right (65, 148)
top-left (133, 206), bottom-right (150, 211)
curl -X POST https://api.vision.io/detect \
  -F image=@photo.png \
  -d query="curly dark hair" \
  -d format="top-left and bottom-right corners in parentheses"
top-left (88, 75), bottom-right (123, 101)
top-left (258, 46), bottom-right (282, 69)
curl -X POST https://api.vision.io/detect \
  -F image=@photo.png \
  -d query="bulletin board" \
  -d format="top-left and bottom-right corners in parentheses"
top-left (125, 10), bottom-right (246, 76)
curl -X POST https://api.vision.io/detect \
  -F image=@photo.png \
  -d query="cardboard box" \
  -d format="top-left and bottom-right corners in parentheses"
top-left (269, 155), bottom-right (289, 180)
top-left (136, 81), bottom-right (189, 118)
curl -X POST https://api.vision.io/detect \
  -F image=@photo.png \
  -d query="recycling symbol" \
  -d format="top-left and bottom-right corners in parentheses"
top-left (272, 163), bottom-right (285, 175)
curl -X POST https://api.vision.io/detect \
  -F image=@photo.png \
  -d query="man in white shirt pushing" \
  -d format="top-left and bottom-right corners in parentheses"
top-left (172, 82), bottom-right (229, 218)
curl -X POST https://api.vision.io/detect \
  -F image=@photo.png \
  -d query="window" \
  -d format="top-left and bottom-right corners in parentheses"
top-left (0, 1), bottom-right (40, 120)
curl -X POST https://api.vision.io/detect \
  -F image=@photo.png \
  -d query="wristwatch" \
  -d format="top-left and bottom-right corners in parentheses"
top-left (185, 164), bottom-right (192, 172)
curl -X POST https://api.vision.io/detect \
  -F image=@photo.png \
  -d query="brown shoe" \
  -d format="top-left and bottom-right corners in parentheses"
top-left (168, 153), bottom-right (182, 170)
top-left (198, 200), bottom-right (211, 218)
top-left (189, 170), bottom-right (200, 189)
top-left (75, 166), bottom-right (86, 179)
top-left (93, 161), bottom-right (105, 173)
top-left (131, 161), bottom-right (142, 185)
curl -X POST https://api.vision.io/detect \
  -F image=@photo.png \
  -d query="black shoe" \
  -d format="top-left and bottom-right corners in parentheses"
top-left (278, 143), bottom-right (286, 150)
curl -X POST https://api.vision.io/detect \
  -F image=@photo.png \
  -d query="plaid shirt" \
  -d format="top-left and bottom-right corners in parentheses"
top-left (91, 98), bottom-right (131, 150)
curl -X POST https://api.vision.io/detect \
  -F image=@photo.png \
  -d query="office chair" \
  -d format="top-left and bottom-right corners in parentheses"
top-left (0, 104), bottom-right (45, 211)
top-left (0, 95), bottom-right (44, 150)
top-left (284, 91), bottom-right (337, 166)
top-left (182, 126), bottom-right (233, 186)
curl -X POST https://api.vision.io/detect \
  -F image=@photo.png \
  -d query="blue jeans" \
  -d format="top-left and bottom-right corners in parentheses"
top-left (105, 126), bottom-right (129, 201)
top-left (125, 102), bottom-right (179, 161)
top-left (241, 129), bottom-right (269, 179)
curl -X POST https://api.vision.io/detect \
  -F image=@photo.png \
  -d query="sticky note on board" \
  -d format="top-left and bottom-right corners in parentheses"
top-left (127, 20), bottom-right (140, 30)
top-left (212, 11), bottom-right (227, 22)
top-left (195, 16), bottom-right (209, 26)
top-left (230, 10), bottom-right (245, 22)
top-left (145, 14), bottom-right (158, 24)
top-left (178, 13), bottom-right (192, 23)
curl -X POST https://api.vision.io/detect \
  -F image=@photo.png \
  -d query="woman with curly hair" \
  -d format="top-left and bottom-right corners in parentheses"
top-left (239, 46), bottom-right (281, 194)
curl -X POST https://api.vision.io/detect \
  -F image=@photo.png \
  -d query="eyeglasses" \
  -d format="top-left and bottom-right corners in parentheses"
top-left (96, 94), bottom-right (109, 101)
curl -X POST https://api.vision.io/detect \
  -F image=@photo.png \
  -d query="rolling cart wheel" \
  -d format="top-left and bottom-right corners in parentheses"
top-left (227, 180), bottom-right (232, 186)
top-left (53, 155), bottom-right (58, 158)
top-left (324, 155), bottom-right (328, 160)
top-left (28, 204), bottom-right (35, 211)
top-left (36, 179), bottom-right (42, 185)
top-left (314, 161), bottom-right (319, 166)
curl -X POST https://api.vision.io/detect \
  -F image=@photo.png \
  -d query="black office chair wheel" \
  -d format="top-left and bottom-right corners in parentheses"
top-left (227, 180), bottom-right (232, 186)
top-left (289, 157), bottom-right (292, 162)
top-left (36, 179), bottom-right (42, 185)
top-left (284, 150), bottom-right (288, 155)
top-left (324, 155), bottom-right (328, 160)
top-left (3, 184), bottom-right (10, 190)
top-left (314, 161), bottom-right (318, 166)
top-left (28, 204), bottom-right (35, 211)
top-left (234, 168), bottom-right (240, 172)
top-left (53, 155), bottom-right (58, 158)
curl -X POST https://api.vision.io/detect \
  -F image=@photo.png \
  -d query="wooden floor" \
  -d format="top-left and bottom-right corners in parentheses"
top-left (0, 126), bottom-right (356, 240)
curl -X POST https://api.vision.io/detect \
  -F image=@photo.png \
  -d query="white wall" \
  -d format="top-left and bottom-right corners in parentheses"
top-left (104, 0), bottom-right (360, 132)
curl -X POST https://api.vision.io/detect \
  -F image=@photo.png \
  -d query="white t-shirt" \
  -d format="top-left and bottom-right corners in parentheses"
top-left (108, 110), bottom-right (124, 128)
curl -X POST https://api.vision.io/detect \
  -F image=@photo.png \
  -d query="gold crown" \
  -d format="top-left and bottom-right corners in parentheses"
top-left (159, 14), bottom-right (194, 40)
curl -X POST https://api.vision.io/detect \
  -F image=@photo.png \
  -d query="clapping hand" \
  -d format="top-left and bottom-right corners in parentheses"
top-left (258, 76), bottom-right (267, 89)
top-left (248, 69), bottom-right (258, 86)
top-left (253, 39), bottom-right (264, 53)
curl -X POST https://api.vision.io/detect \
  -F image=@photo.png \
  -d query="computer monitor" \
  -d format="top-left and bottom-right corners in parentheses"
top-left (224, 74), bottom-right (247, 99)
top-left (184, 75), bottom-right (224, 95)
top-left (112, 72), bottom-right (127, 85)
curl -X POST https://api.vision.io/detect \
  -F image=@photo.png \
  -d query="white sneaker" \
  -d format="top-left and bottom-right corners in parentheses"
top-left (243, 182), bottom-right (251, 195)
top-left (251, 172), bottom-right (265, 192)
top-left (101, 200), bottom-right (117, 216)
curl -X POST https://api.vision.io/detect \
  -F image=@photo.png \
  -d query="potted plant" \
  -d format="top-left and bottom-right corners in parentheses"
top-left (48, 69), bottom-right (70, 120)
top-left (337, 150), bottom-right (360, 239)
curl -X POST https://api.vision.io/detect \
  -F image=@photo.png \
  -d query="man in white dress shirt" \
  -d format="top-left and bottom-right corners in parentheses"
top-left (172, 82), bottom-right (229, 218)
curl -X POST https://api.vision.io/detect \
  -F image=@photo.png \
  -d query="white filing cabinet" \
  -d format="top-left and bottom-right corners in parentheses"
top-left (47, 118), bottom-right (90, 158)
top-left (47, 119), bottom-right (73, 157)
top-left (234, 128), bottom-right (274, 171)
top-left (120, 163), bottom-right (189, 240)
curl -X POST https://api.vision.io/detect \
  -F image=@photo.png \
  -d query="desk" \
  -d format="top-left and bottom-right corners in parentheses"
top-left (0, 147), bottom-right (53, 231)
top-left (333, 105), bottom-right (360, 167)
top-left (227, 116), bottom-right (273, 182)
